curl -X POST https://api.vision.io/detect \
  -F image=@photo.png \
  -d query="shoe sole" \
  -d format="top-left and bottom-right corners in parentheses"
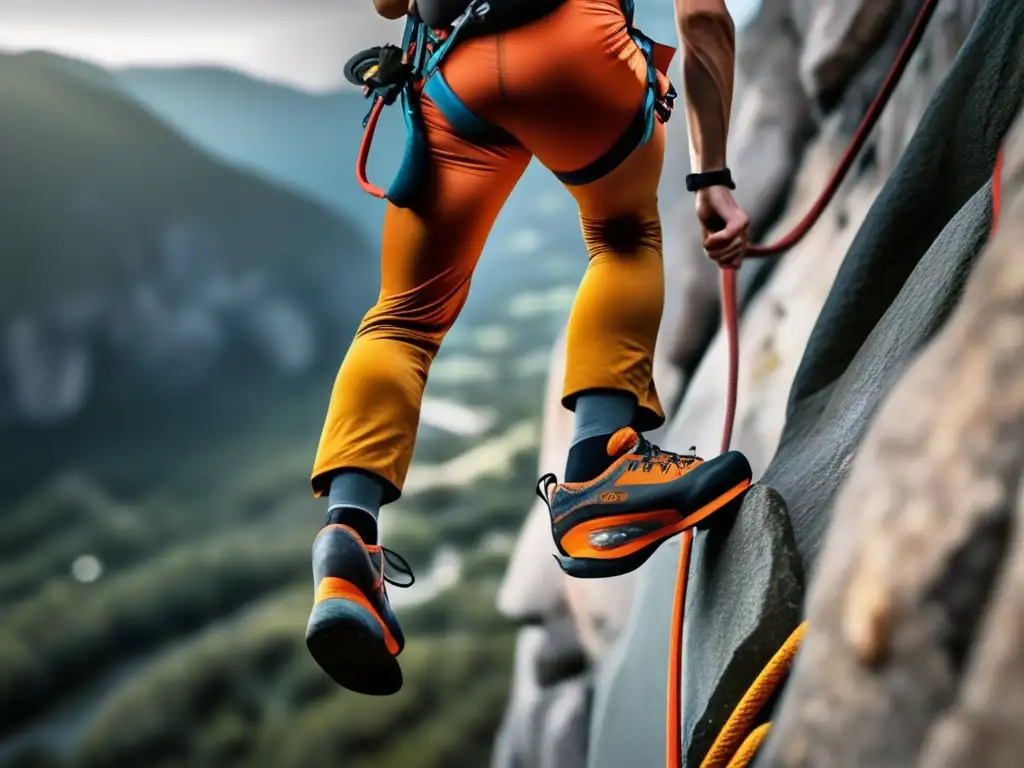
top-left (554, 478), bottom-right (751, 579)
top-left (306, 598), bottom-right (403, 695)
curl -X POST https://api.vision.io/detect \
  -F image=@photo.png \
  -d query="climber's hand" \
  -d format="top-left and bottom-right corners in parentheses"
top-left (695, 185), bottom-right (749, 269)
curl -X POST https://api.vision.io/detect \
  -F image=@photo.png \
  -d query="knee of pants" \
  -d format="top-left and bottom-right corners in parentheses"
top-left (578, 212), bottom-right (663, 260)
top-left (354, 285), bottom-right (470, 357)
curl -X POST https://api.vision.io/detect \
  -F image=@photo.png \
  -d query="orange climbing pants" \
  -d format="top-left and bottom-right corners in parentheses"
top-left (312, 0), bottom-right (672, 500)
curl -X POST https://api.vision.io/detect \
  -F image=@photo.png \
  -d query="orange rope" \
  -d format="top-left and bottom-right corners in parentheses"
top-left (700, 622), bottom-right (807, 768)
top-left (724, 723), bottom-right (771, 768)
top-left (665, 527), bottom-right (691, 768)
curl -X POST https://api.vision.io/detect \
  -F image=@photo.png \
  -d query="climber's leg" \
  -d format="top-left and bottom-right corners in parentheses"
top-left (440, 0), bottom-right (669, 472)
top-left (434, 0), bottom-right (754, 577)
top-left (536, 121), bottom-right (750, 580)
top-left (325, 470), bottom-right (386, 544)
top-left (565, 390), bottom-right (639, 482)
top-left (307, 97), bottom-right (530, 695)
top-left (310, 98), bottom-right (530, 507)
top-left (535, 126), bottom-right (753, 580)
top-left (561, 129), bottom-right (668, 436)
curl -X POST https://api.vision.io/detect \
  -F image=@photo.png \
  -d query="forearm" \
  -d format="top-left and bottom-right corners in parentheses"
top-left (373, 0), bottom-right (409, 20)
top-left (675, 0), bottom-right (736, 172)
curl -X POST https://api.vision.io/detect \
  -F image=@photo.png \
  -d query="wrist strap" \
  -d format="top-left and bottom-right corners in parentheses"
top-left (686, 168), bottom-right (735, 192)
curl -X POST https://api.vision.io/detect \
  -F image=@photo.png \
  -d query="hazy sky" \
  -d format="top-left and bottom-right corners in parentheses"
top-left (0, 0), bottom-right (758, 92)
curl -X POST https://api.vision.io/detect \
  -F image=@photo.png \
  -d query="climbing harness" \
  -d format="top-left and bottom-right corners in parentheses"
top-left (350, 0), bottom-right (499, 206)
top-left (665, 0), bottom-right (1006, 765)
top-left (347, 0), bottom-right (678, 206)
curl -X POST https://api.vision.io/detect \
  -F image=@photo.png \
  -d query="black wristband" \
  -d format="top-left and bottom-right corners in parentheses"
top-left (685, 168), bottom-right (735, 192)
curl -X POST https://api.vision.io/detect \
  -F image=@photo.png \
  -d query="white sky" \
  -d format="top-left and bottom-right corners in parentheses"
top-left (0, 0), bottom-right (758, 92)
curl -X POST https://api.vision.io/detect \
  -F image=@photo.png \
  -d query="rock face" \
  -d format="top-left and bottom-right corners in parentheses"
top-left (592, 0), bottom-right (1009, 762)
top-left (490, 619), bottom-right (593, 768)
top-left (760, 58), bottom-right (1024, 768)
top-left (680, 0), bottom-right (1023, 762)
top-left (494, 0), bottom-right (1024, 765)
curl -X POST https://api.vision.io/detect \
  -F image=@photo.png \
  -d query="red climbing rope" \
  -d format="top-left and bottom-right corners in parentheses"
top-left (357, 98), bottom-right (388, 199)
top-left (744, 0), bottom-right (943, 258)
top-left (665, 0), bottom-right (946, 764)
top-left (992, 148), bottom-right (1004, 235)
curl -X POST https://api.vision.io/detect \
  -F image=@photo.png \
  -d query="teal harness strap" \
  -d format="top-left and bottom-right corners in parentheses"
top-left (422, 73), bottom-right (516, 145)
top-left (381, 17), bottom-right (427, 207)
top-left (420, 0), bottom-right (516, 146)
top-left (382, 2), bottom-right (514, 208)
top-left (385, 86), bottom-right (429, 208)
top-left (552, 1), bottom-right (677, 186)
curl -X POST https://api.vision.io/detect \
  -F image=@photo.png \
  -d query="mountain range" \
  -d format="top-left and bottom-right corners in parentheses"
top-left (115, 62), bottom-right (592, 310)
top-left (0, 50), bottom-right (376, 425)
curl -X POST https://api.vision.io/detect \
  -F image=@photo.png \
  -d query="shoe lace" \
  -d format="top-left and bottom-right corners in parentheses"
top-left (381, 547), bottom-right (416, 588)
top-left (631, 438), bottom-right (699, 474)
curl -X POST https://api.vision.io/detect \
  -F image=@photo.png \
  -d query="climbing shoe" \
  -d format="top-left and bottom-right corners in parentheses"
top-left (306, 524), bottom-right (414, 695)
top-left (538, 427), bottom-right (752, 579)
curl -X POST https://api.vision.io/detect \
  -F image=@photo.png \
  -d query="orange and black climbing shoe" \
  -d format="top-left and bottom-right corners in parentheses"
top-left (538, 427), bottom-right (752, 579)
top-left (306, 524), bottom-right (414, 695)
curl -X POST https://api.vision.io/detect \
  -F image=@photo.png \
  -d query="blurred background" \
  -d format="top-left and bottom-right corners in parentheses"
top-left (10, 0), bottom-right (999, 765)
top-left (0, 2), bottom-right (765, 768)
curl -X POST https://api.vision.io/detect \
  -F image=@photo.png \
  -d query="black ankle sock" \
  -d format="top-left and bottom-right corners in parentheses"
top-left (326, 506), bottom-right (378, 545)
top-left (325, 469), bottom-right (384, 545)
top-left (564, 434), bottom-right (616, 483)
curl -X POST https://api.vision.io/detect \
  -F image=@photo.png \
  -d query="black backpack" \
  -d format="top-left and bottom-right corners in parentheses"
top-left (416, 0), bottom-right (568, 35)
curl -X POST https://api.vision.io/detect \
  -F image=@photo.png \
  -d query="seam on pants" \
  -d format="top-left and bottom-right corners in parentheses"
top-left (496, 34), bottom-right (507, 101)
